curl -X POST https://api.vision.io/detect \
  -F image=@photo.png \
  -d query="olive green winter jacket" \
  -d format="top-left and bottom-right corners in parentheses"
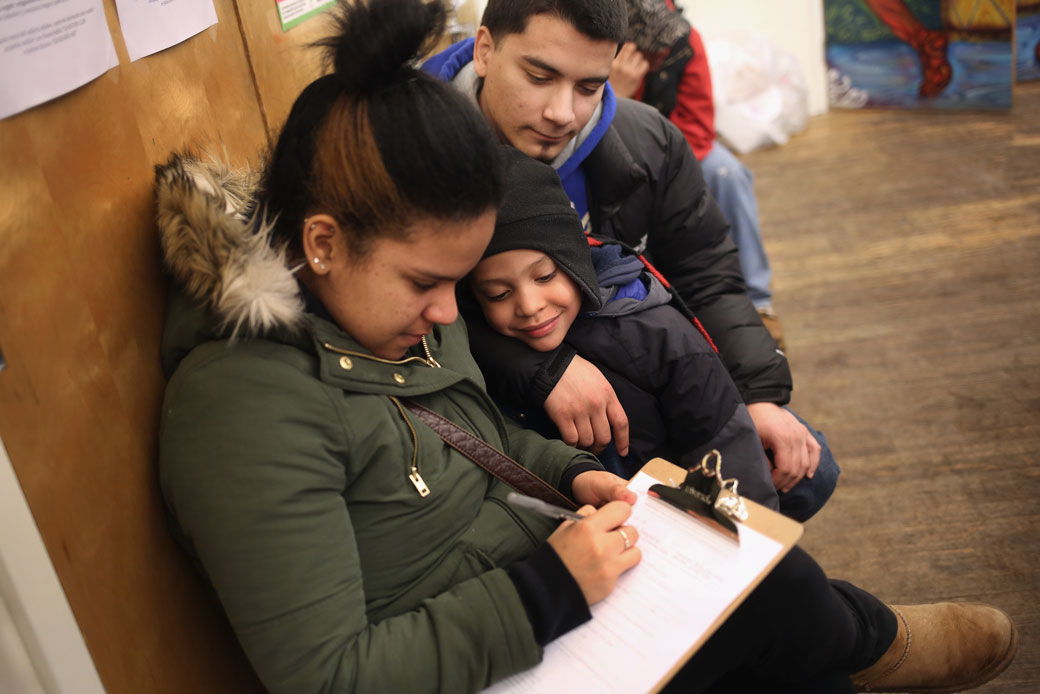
top-left (155, 154), bottom-right (600, 693)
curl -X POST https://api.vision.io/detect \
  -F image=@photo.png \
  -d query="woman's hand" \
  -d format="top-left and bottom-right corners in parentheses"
top-left (571, 470), bottom-right (637, 507)
top-left (547, 501), bottom-right (641, 604)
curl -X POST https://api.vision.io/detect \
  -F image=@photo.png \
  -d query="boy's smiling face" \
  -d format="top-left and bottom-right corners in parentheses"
top-left (470, 248), bottom-right (582, 352)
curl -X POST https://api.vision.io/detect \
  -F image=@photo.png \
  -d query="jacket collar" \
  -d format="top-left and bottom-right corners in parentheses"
top-left (584, 113), bottom-right (647, 216)
top-left (310, 317), bottom-right (468, 396)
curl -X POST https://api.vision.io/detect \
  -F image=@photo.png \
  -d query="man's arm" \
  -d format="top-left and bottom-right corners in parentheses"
top-left (543, 354), bottom-right (630, 456)
top-left (607, 103), bottom-right (793, 405)
top-left (462, 305), bottom-right (575, 409)
top-left (463, 309), bottom-right (630, 455)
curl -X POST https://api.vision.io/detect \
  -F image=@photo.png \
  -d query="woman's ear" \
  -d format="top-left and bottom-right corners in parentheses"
top-left (301, 214), bottom-right (342, 276)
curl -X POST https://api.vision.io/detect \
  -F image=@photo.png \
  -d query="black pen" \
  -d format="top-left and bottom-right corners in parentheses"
top-left (506, 491), bottom-right (585, 522)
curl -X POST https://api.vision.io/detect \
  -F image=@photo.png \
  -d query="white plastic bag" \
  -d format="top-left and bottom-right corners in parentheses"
top-left (705, 32), bottom-right (809, 154)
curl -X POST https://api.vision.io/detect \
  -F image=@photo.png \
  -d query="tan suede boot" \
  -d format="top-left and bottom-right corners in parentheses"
top-left (851, 602), bottom-right (1017, 693)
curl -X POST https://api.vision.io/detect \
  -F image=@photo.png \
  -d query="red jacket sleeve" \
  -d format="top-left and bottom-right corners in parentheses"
top-left (634, 4), bottom-right (716, 161)
top-left (668, 23), bottom-right (716, 160)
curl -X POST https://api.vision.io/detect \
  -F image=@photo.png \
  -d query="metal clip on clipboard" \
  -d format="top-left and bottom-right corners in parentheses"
top-left (647, 450), bottom-right (750, 542)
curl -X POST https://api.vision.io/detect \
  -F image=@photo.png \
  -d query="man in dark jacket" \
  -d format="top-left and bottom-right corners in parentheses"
top-left (424, 0), bottom-right (825, 496)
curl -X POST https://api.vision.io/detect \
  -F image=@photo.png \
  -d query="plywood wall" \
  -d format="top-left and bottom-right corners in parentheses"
top-left (237, 3), bottom-right (333, 138)
top-left (0, 0), bottom-right (481, 689)
top-left (0, 0), bottom-right (335, 691)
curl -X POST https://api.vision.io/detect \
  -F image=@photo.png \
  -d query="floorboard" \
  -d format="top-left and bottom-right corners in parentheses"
top-left (742, 81), bottom-right (1040, 692)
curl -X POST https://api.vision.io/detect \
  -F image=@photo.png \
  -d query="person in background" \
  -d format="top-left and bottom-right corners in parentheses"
top-left (609, 0), bottom-right (784, 347)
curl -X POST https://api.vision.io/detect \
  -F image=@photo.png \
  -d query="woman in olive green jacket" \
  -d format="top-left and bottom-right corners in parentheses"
top-left (156, 3), bottom-right (640, 692)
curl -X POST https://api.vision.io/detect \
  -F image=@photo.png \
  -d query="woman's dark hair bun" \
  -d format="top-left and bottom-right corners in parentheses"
top-left (315, 0), bottom-right (447, 93)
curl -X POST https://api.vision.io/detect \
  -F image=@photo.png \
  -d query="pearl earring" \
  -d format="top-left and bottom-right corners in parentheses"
top-left (313, 257), bottom-right (320, 264)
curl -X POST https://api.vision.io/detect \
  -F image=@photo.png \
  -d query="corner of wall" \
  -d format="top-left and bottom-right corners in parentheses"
top-left (0, 437), bottom-right (105, 694)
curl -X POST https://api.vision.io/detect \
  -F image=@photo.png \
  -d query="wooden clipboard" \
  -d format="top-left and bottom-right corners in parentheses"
top-left (640, 458), bottom-right (803, 692)
top-left (485, 457), bottom-right (803, 694)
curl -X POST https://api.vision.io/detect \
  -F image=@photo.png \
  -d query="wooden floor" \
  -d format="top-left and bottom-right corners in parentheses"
top-left (741, 82), bottom-right (1040, 691)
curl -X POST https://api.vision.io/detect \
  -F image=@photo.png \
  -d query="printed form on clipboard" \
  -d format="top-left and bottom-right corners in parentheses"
top-left (485, 457), bottom-right (803, 694)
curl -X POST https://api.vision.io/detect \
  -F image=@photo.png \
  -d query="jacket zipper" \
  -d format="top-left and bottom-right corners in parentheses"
top-left (420, 335), bottom-right (442, 369)
top-left (388, 396), bottom-right (430, 497)
top-left (323, 336), bottom-right (441, 497)
top-left (321, 337), bottom-right (440, 369)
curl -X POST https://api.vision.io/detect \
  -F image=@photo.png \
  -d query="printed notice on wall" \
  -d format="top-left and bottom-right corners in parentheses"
top-left (114, 0), bottom-right (216, 62)
top-left (0, 0), bottom-right (118, 120)
top-left (276, 0), bottom-right (334, 32)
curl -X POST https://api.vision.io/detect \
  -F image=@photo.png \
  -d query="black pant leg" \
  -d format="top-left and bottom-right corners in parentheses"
top-left (705, 668), bottom-right (856, 694)
top-left (661, 546), bottom-right (897, 693)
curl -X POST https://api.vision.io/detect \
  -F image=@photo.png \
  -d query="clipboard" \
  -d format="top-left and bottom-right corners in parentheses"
top-left (485, 456), bottom-right (803, 694)
top-left (646, 449), bottom-right (748, 541)
top-left (640, 457), bottom-right (803, 692)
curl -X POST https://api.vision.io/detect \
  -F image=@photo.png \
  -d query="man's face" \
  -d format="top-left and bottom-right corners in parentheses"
top-left (473, 14), bottom-right (619, 162)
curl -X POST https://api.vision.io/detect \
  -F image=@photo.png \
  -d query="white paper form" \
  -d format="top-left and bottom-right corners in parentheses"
top-left (486, 471), bottom-right (784, 693)
top-left (0, 0), bottom-right (118, 120)
top-left (113, 0), bottom-right (216, 62)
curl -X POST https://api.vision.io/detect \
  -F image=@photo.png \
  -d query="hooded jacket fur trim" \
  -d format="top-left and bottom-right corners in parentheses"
top-left (154, 153), bottom-right (304, 338)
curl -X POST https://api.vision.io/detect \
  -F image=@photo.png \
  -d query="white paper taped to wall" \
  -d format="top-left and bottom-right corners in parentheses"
top-left (0, 0), bottom-right (118, 120)
top-left (113, 0), bottom-right (217, 63)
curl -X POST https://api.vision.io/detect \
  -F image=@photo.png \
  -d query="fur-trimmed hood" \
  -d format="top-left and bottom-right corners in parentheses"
top-left (155, 153), bottom-right (304, 340)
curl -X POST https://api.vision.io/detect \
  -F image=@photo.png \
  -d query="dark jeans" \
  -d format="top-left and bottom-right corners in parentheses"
top-left (661, 546), bottom-right (897, 693)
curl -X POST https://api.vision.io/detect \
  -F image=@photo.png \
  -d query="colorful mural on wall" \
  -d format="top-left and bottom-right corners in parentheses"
top-left (1018, 0), bottom-right (1040, 80)
top-left (826, 0), bottom-right (1015, 109)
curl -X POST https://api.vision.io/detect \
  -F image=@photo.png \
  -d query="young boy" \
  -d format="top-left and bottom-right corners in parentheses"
top-left (467, 147), bottom-right (838, 520)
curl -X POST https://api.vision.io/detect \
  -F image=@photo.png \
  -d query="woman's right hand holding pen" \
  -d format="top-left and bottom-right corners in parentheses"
top-left (547, 501), bottom-right (641, 605)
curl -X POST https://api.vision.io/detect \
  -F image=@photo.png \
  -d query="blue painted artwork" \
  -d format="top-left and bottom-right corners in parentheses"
top-left (1018, 2), bottom-right (1040, 81)
top-left (825, 0), bottom-right (1015, 109)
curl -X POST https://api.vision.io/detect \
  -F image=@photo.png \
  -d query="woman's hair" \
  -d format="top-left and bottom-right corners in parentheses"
top-left (258, 0), bottom-right (502, 259)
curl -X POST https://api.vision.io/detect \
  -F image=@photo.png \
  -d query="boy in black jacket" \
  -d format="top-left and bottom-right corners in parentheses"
top-left (467, 148), bottom-right (837, 520)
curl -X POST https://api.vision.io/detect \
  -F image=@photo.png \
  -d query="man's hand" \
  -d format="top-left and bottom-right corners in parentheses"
top-left (544, 354), bottom-right (630, 455)
top-left (610, 42), bottom-right (650, 99)
top-left (572, 470), bottom-right (637, 508)
top-left (746, 402), bottom-right (821, 493)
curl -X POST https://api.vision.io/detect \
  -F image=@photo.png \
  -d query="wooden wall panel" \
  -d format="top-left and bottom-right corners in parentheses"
top-left (236, 2), bottom-right (332, 138)
top-left (0, 2), bottom-right (486, 691)
top-left (237, 0), bottom-right (484, 138)
top-left (0, 1), bottom-right (267, 692)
